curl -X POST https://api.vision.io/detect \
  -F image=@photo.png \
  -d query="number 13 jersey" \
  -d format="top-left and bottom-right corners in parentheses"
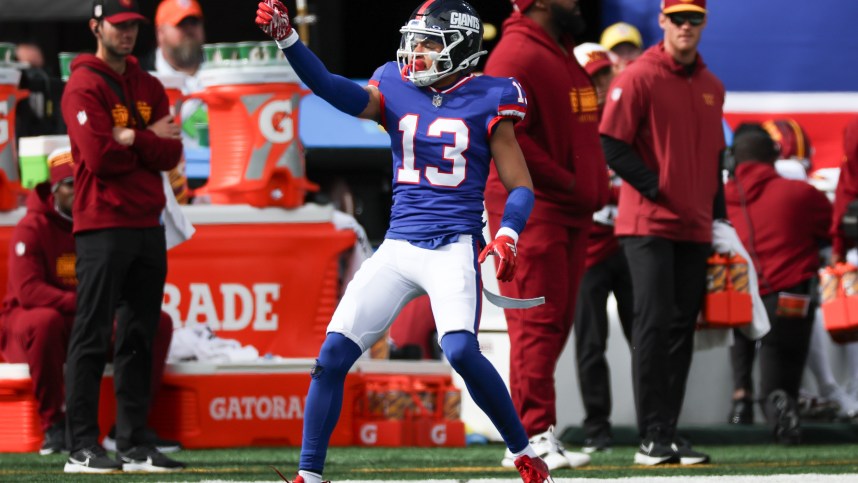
top-left (369, 61), bottom-right (527, 247)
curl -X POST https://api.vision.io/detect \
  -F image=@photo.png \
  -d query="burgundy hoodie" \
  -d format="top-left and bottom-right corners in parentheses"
top-left (726, 162), bottom-right (831, 295)
top-left (601, 43), bottom-right (725, 243)
top-left (61, 54), bottom-right (182, 233)
top-left (831, 116), bottom-right (858, 258)
top-left (484, 12), bottom-right (609, 228)
top-left (3, 184), bottom-right (76, 316)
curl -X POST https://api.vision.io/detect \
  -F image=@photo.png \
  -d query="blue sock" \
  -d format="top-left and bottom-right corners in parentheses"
top-left (440, 331), bottom-right (529, 453)
top-left (299, 333), bottom-right (363, 474)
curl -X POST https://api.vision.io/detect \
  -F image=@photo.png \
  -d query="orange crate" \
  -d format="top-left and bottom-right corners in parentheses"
top-left (822, 297), bottom-right (858, 343)
top-left (703, 290), bottom-right (752, 327)
top-left (352, 364), bottom-right (465, 447)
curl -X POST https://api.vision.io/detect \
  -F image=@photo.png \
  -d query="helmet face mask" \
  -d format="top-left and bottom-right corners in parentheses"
top-left (396, 0), bottom-right (487, 87)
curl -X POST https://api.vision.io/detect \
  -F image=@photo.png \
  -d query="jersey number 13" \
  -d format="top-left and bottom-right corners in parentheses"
top-left (397, 115), bottom-right (468, 188)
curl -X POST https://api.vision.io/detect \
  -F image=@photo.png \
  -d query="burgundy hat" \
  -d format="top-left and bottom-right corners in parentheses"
top-left (511, 0), bottom-right (535, 13)
top-left (48, 149), bottom-right (74, 188)
top-left (662, 0), bottom-right (706, 14)
top-left (93, 0), bottom-right (148, 24)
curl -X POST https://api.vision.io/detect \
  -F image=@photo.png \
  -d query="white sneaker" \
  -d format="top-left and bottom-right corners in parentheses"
top-left (846, 380), bottom-right (858, 402)
top-left (823, 386), bottom-right (858, 418)
top-left (501, 426), bottom-right (590, 470)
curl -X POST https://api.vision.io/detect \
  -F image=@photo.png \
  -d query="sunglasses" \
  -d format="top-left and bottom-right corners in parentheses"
top-left (667, 12), bottom-right (705, 27)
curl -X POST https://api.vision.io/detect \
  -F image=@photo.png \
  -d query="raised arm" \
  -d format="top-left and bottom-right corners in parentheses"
top-left (255, 0), bottom-right (381, 121)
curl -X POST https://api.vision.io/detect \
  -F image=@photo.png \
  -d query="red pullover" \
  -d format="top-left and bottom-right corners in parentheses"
top-left (484, 12), bottom-right (608, 228)
top-left (601, 43), bottom-right (725, 242)
top-left (831, 116), bottom-right (858, 258)
top-left (61, 54), bottom-right (182, 233)
top-left (726, 162), bottom-right (831, 295)
top-left (3, 185), bottom-right (76, 315)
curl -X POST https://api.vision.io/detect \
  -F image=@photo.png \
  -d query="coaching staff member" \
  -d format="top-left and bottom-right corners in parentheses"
top-left (61, 0), bottom-right (183, 473)
top-left (599, 0), bottom-right (725, 466)
top-left (484, 0), bottom-right (608, 470)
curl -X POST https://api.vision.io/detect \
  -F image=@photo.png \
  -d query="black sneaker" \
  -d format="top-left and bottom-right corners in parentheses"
top-left (64, 445), bottom-right (122, 473)
top-left (728, 397), bottom-right (754, 425)
top-left (117, 446), bottom-right (186, 472)
top-left (582, 433), bottom-right (612, 453)
top-left (633, 438), bottom-right (678, 466)
top-left (103, 426), bottom-right (183, 453)
top-left (671, 438), bottom-right (710, 465)
top-left (767, 389), bottom-right (802, 445)
top-left (39, 421), bottom-right (66, 456)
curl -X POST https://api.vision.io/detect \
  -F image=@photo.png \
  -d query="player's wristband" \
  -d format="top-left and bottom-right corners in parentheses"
top-left (495, 226), bottom-right (519, 244)
top-left (275, 30), bottom-right (300, 50)
top-left (500, 186), bottom-right (534, 240)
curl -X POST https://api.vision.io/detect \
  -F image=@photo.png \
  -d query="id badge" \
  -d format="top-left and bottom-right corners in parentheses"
top-left (775, 292), bottom-right (811, 318)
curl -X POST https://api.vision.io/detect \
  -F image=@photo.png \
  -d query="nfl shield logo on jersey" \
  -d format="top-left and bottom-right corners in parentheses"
top-left (432, 94), bottom-right (443, 108)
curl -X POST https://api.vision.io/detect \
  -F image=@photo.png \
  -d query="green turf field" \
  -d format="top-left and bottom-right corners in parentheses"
top-left (2, 444), bottom-right (858, 482)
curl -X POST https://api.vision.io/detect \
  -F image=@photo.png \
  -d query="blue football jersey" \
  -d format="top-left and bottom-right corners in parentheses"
top-left (369, 62), bottom-right (527, 246)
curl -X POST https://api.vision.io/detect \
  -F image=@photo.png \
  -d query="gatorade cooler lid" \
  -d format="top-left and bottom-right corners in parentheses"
top-left (199, 65), bottom-right (300, 87)
top-left (0, 67), bottom-right (22, 85)
top-left (149, 72), bottom-right (185, 90)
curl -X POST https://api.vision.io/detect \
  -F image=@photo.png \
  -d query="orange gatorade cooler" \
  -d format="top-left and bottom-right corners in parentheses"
top-left (191, 66), bottom-right (318, 208)
top-left (0, 364), bottom-right (42, 452)
top-left (0, 67), bottom-right (28, 210)
top-left (97, 361), bottom-right (362, 449)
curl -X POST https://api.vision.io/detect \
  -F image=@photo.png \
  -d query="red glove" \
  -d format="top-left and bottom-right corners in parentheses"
top-left (479, 235), bottom-right (517, 282)
top-left (256, 0), bottom-right (293, 41)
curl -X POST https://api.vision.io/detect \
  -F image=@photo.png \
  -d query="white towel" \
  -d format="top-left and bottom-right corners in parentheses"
top-left (695, 220), bottom-right (771, 351)
top-left (167, 324), bottom-right (260, 363)
top-left (161, 172), bottom-right (196, 250)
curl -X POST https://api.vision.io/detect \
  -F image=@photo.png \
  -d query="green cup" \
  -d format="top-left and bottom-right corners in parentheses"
top-left (196, 123), bottom-right (209, 147)
top-left (211, 43), bottom-right (238, 65)
top-left (236, 41), bottom-right (263, 64)
top-left (0, 43), bottom-right (15, 64)
top-left (58, 52), bottom-right (79, 81)
top-left (258, 41), bottom-right (284, 64)
top-left (202, 44), bottom-right (218, 63)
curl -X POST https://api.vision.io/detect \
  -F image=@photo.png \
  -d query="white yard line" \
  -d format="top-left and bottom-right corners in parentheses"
top-left (194, 475), bottom-right (858, 483)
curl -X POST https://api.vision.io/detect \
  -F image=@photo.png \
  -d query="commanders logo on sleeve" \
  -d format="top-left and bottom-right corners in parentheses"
top-left (611, 87), bottom-right (623, 102)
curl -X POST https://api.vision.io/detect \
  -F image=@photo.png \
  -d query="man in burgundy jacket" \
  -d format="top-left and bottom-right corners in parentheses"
top-left (725, 124), bottom-right (831, 444)
top-left (484, 0), bottom-right (608, 470)
top-left (0, 153), bottom-right (175, 456)
top-left (60, 0), bottom-right (183, 473)
top-left (831, 116), bottom-right (858, 263)
top-left (600, 0), bottom-right (724, 466)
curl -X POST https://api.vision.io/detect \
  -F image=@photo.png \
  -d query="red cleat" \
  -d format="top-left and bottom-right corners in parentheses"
top-left (514, 455), bottom-right (555, 483)
top-left (269, 468), bottom-right (330, 483)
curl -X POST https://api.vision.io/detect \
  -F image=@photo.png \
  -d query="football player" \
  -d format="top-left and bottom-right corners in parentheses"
top-left (255, 1), bottom-right (552, 482)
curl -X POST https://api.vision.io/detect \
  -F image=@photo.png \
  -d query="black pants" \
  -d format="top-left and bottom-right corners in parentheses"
top-left (730, 281), bottom-right (815, 403)
top-left (573, 249), bottom-right (634, 439)
top-left (65, 227), bottom-right (167, 452)
top-left (621, 236), bottom-right (710, 441)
